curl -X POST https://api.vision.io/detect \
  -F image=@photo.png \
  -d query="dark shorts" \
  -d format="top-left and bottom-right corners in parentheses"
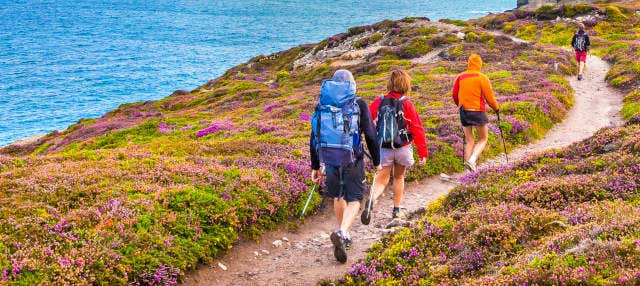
top-left (325, 158), bottom-right (366, 203)
top-left (575, 51), bottom-right (587, 62)
top-left (460, 108), bottom-right (489, 127)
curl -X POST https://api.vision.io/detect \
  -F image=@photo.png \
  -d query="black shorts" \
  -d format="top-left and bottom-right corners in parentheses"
top-left (459, 108), bottom-right (489, 127)
top-left (325, 158), bottom-right (366, 203)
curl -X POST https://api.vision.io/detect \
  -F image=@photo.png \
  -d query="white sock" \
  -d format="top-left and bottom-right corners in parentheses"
top-left (468, 152), bottom-right (479, 164)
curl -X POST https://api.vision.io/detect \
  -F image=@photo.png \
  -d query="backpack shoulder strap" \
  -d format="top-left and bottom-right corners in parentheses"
top-left (395, 96), bottom-right (407, 113)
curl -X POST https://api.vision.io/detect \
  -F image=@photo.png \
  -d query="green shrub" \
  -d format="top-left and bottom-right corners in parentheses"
top-left (276, 70), bottom-right (290, 81)
top-left (465, 32), bottom-right (479, 42)
top-left (624, 90), bottom-right (640, 103)
top-left (487, 71), bottom-right (513, 79)
top-left (370, 32), bottom-right (383, 44)
top-left (535, 5), bottom-right (561, 20)
top-left (563, 4), bottom-right (595, 17)
top-left (494, 81), bottom-right (520, 94)
top-left (440, 19), bottom-right (468, 27)
top-left (403, 37), bottom-right (432, 57)
top-left (622, 101), bottom-right (640, 120)
top-left (605, 5), bottom-right (628, 22)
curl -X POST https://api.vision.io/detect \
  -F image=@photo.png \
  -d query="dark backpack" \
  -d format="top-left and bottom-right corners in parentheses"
top-left (377, 96), bottom-right (412, 149)
top-left (311, 80), bottom-right (361, 167)
top-left (573, 33), bottom-right (587, 51)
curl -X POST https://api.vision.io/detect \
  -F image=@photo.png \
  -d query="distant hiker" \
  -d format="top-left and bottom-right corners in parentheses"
top-left (361, 69), bottom-right (428, 222)
top-left (310, 69), bottom-right (381, 263)
top-left (572, 22), bottom-right (590, 81)
top-left (452, 54), bottom-right (499, 172)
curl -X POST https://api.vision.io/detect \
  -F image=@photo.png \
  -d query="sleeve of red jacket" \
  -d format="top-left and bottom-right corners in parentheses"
top-left (369, 97), bottom-right (381, 122)
top-left (402, 100), bottom-right (429, 158)
top-left (452, 75), bottom-right (461, 107)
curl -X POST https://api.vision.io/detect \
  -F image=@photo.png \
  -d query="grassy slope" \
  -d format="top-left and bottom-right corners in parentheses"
top-left (331, 3), bottom-right (640, 285)
top-left (0, 17), bottom-right (575, 285)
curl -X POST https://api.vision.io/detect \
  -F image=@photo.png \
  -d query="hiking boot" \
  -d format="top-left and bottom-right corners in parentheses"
top-left (392, 208), bottom-right (405, 219)
top-left (330, 231), bottom-right (348, 263)
top-left (344, 237), bottom-right (352, 250)
top-left (464, 160), bottom-right (477, 172)
top-left (360, 197), bottom-right (374, 225)
top-left (578, 74), bottom-right (583, 81)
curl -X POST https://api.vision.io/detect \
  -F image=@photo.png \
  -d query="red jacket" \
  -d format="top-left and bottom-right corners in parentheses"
top-left (370, 92), bottom-right (429, 158)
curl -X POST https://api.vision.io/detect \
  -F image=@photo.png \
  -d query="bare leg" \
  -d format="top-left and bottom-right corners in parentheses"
top-left (340, 201), bottom-right (361, 234)
top-left (334, 198), bottom-right (346, 227)
top-left (463, 126), bottom-right (475, 161)
top-left (392, 163), bottom-right (407, 208)
top-left (371, 166), bottom-right (392, 202)
top-left (469, 125), bottom-right (489, 164)
top-left (579, 61), bottom-right (585, 75)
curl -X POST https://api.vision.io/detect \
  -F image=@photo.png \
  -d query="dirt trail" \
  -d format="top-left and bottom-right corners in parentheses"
top-left (182, 42), bottom-right (623, 286)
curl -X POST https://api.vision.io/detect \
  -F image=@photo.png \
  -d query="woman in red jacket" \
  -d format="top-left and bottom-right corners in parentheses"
top-left (361, 69), bottom-right (428, 222)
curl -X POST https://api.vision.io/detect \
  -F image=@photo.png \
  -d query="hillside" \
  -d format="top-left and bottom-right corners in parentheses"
top-left (330, 2), bottom-right (640, 285)
top-left (0, 13), bottom-right (581, 285)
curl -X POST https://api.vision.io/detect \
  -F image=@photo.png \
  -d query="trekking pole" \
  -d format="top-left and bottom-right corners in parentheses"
top-left (496, 110), bottom-right (509, 163)
top-left (365, 173), bottom-right (376, 217)
top-left (300, 184), bottom-right (318, 218)
top-left (301, 165), bottom-right (325, 218)
top-left (361, 150), bottom-right (376, 224)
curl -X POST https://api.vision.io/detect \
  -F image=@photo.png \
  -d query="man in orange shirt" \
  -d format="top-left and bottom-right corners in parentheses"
top-left (452, 54), bottom-right (500, 172)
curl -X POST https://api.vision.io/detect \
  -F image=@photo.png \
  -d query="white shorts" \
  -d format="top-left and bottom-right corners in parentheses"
top-left (380, 144), bottom-right (415, 168)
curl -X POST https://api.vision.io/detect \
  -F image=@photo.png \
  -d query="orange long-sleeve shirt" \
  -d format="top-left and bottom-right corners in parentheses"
top-left (452, 54), bottom-right (499, 112)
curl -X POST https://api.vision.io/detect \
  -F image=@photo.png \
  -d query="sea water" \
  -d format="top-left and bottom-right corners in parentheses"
top-left (0, 0), bottom-right (514, 145)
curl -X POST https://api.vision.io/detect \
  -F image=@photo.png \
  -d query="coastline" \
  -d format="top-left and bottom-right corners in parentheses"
top-left (2, 133), bottom-right (47, 148)
top-left (0, 1), bottom-right (518, 147)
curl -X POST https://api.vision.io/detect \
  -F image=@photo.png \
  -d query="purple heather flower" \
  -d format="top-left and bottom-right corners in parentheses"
top-left (157, 122), bottom-right (174, 134)
top-left (196, 121), bottom-right (234, 138)
top-left (263, 103), bottom-right (279, 113)
top-left (221, 191), bottom-right (233, 201)
top-left (298, 112), bottom-right (311, 122)
top-left (258, 125), bottom-right (276, 134)
top-left (164, 236), bottom-right (175, 248)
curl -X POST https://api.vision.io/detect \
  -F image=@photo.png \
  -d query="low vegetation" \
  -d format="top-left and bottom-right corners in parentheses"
top-left (0, 13), bottom-right (577, 286)
top-left (330, 2), bottom-right (640, 285)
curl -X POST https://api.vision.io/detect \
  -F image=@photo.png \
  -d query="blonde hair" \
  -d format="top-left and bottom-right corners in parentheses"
top-left (578, 22), bottom-right (585, 30)
top-left (387, 69), bottom-right (412, 94)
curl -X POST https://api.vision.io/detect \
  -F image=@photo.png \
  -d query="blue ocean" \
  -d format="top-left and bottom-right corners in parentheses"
top-left (0, 0), bottom-right (514, 145)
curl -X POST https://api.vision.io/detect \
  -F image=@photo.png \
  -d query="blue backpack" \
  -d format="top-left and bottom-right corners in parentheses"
top-left (311, 79), bottom-right (361, 167)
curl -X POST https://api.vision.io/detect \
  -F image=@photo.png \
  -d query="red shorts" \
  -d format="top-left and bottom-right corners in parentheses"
top-left (575, 51), bottom-right (587, 62)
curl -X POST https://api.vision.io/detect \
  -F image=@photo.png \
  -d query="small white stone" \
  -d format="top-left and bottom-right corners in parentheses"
top-left (282, 237), bottom-right (289, 242)
top-left (253, 251), bottom-right (260, 256)
top-left (261, 249), bottom-right (270, 255)
top-left (272, 239), bottom-right (283, 248)
top-left (218, 262), bottom-right (227, 271)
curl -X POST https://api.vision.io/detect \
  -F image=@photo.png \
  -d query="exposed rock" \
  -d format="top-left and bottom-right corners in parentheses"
top-left (171, 89), bottom-right (190, 96)
top-left (272, 240), bottom-right (283, 248)
top-left (217, 262), bottom-right (228, 271)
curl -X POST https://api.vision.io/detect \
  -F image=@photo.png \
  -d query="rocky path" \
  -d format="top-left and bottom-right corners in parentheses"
top-left (182, 41), bottom-right (623, 286)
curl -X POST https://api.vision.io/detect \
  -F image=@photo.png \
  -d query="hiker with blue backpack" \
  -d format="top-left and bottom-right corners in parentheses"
top-left (310, 69), bottom-right (380, 263)
top-left (572, 22), bottom-right (590, 81)
top-left (360, 69), bottom-right (428, 224)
